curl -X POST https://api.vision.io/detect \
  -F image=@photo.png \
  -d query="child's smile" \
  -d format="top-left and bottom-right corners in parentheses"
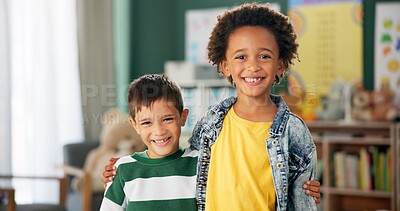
top-left (131, 99), bottom-right (188, 158)
top-left (222, 26), bottom-right (284, 101)
top-left (243, 77), bottom-right (264, 85)
top-left (152, 137), bottom-right (171, 145)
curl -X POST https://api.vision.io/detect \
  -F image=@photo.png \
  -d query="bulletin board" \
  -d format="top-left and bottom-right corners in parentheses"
top-left (288, 0), bottom-right (363, 120)
top-left (185, 3), bottom-right (281, 64)
top-left (374, 2), bottom-right (400, 113)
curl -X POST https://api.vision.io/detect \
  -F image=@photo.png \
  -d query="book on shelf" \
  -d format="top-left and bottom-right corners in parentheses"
top-left (334, 146), bottom-right (392, 191)
top-left (359, 147), bottom-right (372, 190)
top-left (345, 153), bottom-right (358, 189)
top-left (333, 151), bottom-right (346, 188)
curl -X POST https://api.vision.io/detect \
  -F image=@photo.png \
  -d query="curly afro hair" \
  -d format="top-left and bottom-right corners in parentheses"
top-left (207, 3), bottom-right (299, 85)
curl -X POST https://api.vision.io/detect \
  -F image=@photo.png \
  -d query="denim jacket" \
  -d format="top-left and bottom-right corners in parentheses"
top-left (188, 95), bottom-right (317, 211)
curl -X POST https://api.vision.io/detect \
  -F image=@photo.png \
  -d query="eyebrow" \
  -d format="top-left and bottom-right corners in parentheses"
top-left (137, 113), bottom-right (177, 122)
top-left (232, 47), bottom-right (275, 55)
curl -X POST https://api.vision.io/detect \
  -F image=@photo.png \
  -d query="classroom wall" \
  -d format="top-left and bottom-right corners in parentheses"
top-left (128, 0), bottom-right (393, 90)
top-left (128, 0), bottom-right (283, 80)
top-left (129, 0), bottom-right (178, 80)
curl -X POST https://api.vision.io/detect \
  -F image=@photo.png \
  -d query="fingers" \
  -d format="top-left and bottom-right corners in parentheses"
top-left (303, 186), bottom-right (321, 197)
top-left (103, 166), bottom-right (116, 178)
top-left (101, 157), bottom-right (119, 190)
top-left (303, 180), bottom-right (321, 200)
top-left (304, 183), bottom-right (321, 194)
top-left (109, 157), bottom-right (119, 164)
top-left (105, 164), bottom-right (116, 171)
top-left (307, 180), bottom-right (320, 187)
top-left (314, 196), bottom-right (320, 204)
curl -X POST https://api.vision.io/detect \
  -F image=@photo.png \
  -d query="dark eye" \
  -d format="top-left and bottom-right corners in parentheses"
top-left (235, 55), bottom-right (246, 60)
top-left (141, 121), bottom-right (151, 126)
top-left (163, 117), bottom-right (174, 122)
top-left (259, 55), bottom-right (271, 59)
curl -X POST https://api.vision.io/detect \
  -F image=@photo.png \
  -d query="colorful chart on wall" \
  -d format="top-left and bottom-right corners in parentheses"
top-left (374, 2), bottom-right (400, 114)
top-left (185, 3), bottom-right (280, 64)
top-left (288, 0), bottom-right (363, 120)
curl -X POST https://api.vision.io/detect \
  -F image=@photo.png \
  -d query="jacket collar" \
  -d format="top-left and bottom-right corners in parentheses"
top-left (203, 95), bottom-right (290, 139)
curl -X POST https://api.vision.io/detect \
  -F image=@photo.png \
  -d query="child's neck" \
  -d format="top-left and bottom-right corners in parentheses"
top-left (233, 96), bottom-right (277, 122)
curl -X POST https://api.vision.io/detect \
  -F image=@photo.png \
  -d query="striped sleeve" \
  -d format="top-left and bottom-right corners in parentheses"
top-left (100, 155), bottom-right (136, 210)
top-left (99, 197), bottom-right (125, 211)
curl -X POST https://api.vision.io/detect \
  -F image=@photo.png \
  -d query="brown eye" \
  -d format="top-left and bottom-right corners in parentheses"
top-left (235, 55), bottom-right (246, 60)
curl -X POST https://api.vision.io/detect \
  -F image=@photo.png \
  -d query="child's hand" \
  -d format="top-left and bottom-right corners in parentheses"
top-left (303, 180), bottom-right (321, 204)
top-left (102, 157), bottom-right (119, 189)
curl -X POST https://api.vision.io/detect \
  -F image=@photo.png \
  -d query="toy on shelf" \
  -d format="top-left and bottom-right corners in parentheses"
top-left (351, 81), bottom-right (397, 122)
top-left (371, 83), bottom-right (397, 121)
top-left (351, 83), bottom-right (373, 121)
top-left (316, 80), bottom-right (346, 121)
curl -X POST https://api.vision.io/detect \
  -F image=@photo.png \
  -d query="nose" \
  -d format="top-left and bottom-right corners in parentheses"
top-left (246, 59), bottom-right (260, 72)
top-left (153, 122), bottom-right (167, 136)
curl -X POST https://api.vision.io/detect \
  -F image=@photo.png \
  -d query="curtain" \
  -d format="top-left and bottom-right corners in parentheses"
top-left (0, 0), bottom-right (11, 175)
top-left (77, 0), bottom-right (116, 140)
top-left (6, 0), bottom-right (84, 204)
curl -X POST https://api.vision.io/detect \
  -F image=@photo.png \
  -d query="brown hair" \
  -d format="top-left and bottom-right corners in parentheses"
top-left (127, 74), bottom-right (184, 120)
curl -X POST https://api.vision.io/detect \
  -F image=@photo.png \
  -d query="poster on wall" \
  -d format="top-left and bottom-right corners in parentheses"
top-left (374, 2), bottom-right (400, 115)
top-left (185, 7), bottom-right (227, 64)
top-left (185, 3), bottom-right (280, 64)
top-left (288, 0), bottom-right (363, 121)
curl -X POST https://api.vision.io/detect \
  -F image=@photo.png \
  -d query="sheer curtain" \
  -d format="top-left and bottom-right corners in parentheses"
top-left (0, 0), bottom-right (11, 175)
top-left (6, 0), bottom-right (84, 204)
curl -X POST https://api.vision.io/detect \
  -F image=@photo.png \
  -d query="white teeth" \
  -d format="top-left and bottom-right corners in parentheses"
top-left (153, 138), bottom-right (168, 143)
top-left (244, 78), bottom-right (261, 83)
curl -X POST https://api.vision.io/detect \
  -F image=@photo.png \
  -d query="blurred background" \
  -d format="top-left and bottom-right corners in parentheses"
top-left (0, 0), bottom-right (399, 211)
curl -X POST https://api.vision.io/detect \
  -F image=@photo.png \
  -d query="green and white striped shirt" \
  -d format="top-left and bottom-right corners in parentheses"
top-left (100, 148), bottom-right (198, 211)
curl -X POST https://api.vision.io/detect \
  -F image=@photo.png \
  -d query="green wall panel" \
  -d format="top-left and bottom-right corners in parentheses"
top-left (114, 0), bottom-right (131, 112)
top-left (129, 0), bottom-right (285, 80)
top-left (130, 0), bottom-right (178, 80)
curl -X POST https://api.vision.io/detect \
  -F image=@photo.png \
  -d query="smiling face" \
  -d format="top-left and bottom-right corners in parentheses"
top-left (131, 99), bottom-right (188, 159)
top-left (221, 26), bottom-right (284, 101)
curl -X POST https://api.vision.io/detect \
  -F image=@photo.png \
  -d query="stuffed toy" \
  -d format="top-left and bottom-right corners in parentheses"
top-left (72, 108), bottom-right (146, 192)
top-left (371, 84), bottom-right (397, 121)
top-left (316, 80), bottom-right (346, 121)
top-left (351, 82), bottom-right (397, 122)
top-left (351, 84), bottom-right (373, 121)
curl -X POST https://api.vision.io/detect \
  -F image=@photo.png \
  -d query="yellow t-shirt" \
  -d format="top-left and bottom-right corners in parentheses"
top-left (205, 108), bottom-right (276, 211)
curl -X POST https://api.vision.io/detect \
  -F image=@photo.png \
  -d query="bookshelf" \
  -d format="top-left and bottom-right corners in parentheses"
top-left (397, 123), bottom-right (400, 210)
top-left (307, 121), bottom-right (398, 211)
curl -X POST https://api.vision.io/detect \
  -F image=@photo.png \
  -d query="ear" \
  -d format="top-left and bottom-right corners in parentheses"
top-left (180, 109), bottom-right (189, 127)
top-left (277, 59), bottom-right (285, 76)
top-left (129, 118), bottom-right (140, 135)
top-left (220, 61), bottom-right (231, 77)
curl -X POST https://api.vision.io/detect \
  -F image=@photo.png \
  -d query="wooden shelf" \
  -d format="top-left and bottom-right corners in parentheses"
top-left (307, 121), bottom-right (398, 211)
top-left (314, 136), bottom-right (392, 145)
top-left (324, 187), bottom-right (391, 198)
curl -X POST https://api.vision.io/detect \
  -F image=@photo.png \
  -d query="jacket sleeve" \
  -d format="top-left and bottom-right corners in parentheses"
top-left (287, 147), bottom-right (318, 210)
top-left (188, 117), bottom-right (203, 151)
top-left (287, 117), bottom-right (318, 210)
